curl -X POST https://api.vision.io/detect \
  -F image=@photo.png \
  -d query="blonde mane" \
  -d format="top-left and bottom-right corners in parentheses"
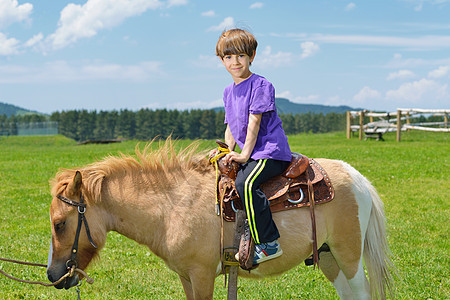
top-left (50, 138), bottom-right (211, 203)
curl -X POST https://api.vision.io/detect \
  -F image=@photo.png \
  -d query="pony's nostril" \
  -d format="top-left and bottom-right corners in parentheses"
top-left (47, 271), bottom-right (54, 282)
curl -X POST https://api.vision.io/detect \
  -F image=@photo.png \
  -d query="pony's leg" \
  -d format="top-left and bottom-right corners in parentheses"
top-left (179, 269), bottom-right (216, 300)
top-left (179, 275), bottom-right (194, 300)
top-left (320, 251), bottom-right (353, 299)
top-left (190, 271), bottom-right (216, 299)
top-left (330, 245), bottom-right (371, 299)
top-left (346, 260), bottom-right (370, 300)
top-left (333, 271), bottom-right (354, 300)
top-left (321, 251), bottom-right (370, 299)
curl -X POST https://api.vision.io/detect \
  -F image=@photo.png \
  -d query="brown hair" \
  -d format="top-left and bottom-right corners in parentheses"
top-left (215, 29), bottom-right (258, 58)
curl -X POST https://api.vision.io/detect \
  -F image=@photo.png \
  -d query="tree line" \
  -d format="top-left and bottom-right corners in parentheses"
top-left (0, 109), bottom-right (348, 141)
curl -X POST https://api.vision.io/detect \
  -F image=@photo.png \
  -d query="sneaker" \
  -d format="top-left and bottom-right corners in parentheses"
top-left (253, 240), bottom-right (283, 264)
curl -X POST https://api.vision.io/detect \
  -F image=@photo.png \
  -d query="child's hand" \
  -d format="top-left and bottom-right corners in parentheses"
top-left (224, 151), bottom-right (248, 164)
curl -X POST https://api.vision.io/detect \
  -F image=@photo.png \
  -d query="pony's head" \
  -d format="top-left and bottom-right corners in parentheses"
top-left (46, 138), bottom-right (210, 289)
top-left (47, 170), bottom-right (104, 289)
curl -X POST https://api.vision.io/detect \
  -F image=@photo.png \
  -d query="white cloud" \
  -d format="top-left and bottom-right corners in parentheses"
top-left (0, 0), bottom-right (33, 29)
top-left (385, 54), bottom-right (450, 69)
top-left (146, 98), bottom-right (222, 110)
top-left (428, 65), bottom-right (449, 78)
top-left (201, 10), bottom-right (215, 17)
top-left (0, 60), bottom-right (164, 83)
top-left (276, 90), bottom-right (293, 99)
top-left (191, 55), bottom-right (223, 69)
top-left (308, 34), bottom-right (450, 49)
top-left (385, 78), bottom-right (448, 104)
top-left (326, 95), bottom-right (346, 106)
top-left (300, 41), bottom-right (319, 59)
top-left (402, 0), bottom-right (450, 11)
top-left (82, 61), bottom-right (163, 81)
top-left (353, 86), bottom-right (381, 103)
top-left (0, 32), bottom-right (20, 55)
top-left (250, 2), bottom-right (264, 9)
top-left (47, 0), bottom-right (163, 50)
top-left (24, 33), bottom-right (44, 48)
top-left (294, 94), bottom-right (320, 103)
top-left (345, 2), bottom-right (356, 11)
top-left (167, 0), bottom-right (188, 8)
top-left (207, 17), bottom-right (234, 32)
top-left (254, 46), bottom-right (294, 68)
top-left (276, 91), bottom-right (320, 104)
top-left (387, 69), bottom-right (416, 80)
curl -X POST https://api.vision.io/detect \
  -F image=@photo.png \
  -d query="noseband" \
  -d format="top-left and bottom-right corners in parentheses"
top-left (56, 192), bottom-right (98, 269)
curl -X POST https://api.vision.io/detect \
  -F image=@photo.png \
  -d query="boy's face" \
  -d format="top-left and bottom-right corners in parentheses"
top-left (220, 53), bottom-right (255, 85)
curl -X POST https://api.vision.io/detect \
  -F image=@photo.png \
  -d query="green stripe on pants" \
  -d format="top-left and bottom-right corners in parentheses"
top-left (243, 159), bottom-right (267, 244)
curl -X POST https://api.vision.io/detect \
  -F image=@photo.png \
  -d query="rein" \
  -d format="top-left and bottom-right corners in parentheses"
top-left (209, 146), bottom-right (231, 214)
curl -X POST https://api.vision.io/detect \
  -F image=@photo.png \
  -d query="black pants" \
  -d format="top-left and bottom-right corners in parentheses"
top-left (235, 159), bottom-right (290, 244)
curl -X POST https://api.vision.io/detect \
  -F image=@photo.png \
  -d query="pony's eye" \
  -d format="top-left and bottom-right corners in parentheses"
top-left (54, 221), bottom-right (66, 232)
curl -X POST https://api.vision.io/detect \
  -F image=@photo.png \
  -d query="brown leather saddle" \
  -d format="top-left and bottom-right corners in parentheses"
top-left (210, 141), bottom-right (335, 222)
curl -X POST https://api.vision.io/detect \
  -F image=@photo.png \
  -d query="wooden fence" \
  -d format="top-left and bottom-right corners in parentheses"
top-left (346, 108), bottom-right (449, 141)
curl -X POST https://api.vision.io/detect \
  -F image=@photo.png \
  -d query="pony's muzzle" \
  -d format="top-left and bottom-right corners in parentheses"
top-left (47, 263), bottom-right (80, 289)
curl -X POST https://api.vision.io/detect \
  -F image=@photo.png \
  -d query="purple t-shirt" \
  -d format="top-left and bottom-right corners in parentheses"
top-left (223, 74), bottom-right (291, 162)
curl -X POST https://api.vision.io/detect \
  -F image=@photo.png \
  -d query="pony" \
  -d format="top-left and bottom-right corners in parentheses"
top-left (47, 139), bottom-right (394, 299)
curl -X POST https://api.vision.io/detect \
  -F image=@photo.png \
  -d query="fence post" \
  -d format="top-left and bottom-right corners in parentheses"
top-left (346, 111), bottom-right (352, 139)
top-left (397, 109), bottom-right (402, 142)
top-left (359, 110), bottom-right (364, 141)
top-left (406, 112), bottom-right (411, 132)
top-left (227, 210), bottom-right (245, 300)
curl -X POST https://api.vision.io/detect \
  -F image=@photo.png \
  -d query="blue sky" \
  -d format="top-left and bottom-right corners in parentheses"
top-left (0, 0), bottom-right (449, 114)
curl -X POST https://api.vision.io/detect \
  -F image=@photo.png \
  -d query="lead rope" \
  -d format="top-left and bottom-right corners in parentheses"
top-left (0, 257), bottom-right (94, 288)
top-left (76, 281), bottom-right (82, 300)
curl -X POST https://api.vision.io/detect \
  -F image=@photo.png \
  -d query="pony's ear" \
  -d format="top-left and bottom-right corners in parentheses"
top-left (68, 171), bottom-right (82, 194)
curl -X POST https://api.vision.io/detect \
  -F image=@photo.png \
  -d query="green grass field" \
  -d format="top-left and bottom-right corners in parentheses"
top-left (0, 131), bottom-right (448, 299)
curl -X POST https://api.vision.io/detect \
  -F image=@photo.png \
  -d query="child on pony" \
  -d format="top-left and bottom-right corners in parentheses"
top-left (216, 28), bottom-right (292, 264)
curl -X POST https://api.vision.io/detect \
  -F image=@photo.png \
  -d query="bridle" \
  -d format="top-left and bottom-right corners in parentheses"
top-left (56, 192), bottom-right (98, 269)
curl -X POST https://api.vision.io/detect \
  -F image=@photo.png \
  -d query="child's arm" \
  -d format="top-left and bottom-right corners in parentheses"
top-left (225, 113), bottom-right (261, 164)
top-left (225, 124), bottom-right (236, 151)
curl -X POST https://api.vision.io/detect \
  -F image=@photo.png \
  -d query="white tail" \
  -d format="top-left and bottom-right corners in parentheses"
top-left (364, 184), bottom-right (395, 299)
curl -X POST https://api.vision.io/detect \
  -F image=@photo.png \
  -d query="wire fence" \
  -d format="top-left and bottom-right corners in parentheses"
top-left (0, 121), bottom-right (58, 136)
top-left (346, 108), bottom-right (449, 141)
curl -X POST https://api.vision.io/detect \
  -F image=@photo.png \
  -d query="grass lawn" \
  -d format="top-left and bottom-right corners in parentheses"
top-left (0, 131), bottom-right (448, 299)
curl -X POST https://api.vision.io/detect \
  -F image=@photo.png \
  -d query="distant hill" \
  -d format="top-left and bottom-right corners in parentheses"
top-left (1, 98), bottom-right (360, 118)
top-left (275, 98), bottom-right (359, 114)
top-left (213, 98), bottom-right (361, 115)
top-left (0, 102), bottom-right (42, 117)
